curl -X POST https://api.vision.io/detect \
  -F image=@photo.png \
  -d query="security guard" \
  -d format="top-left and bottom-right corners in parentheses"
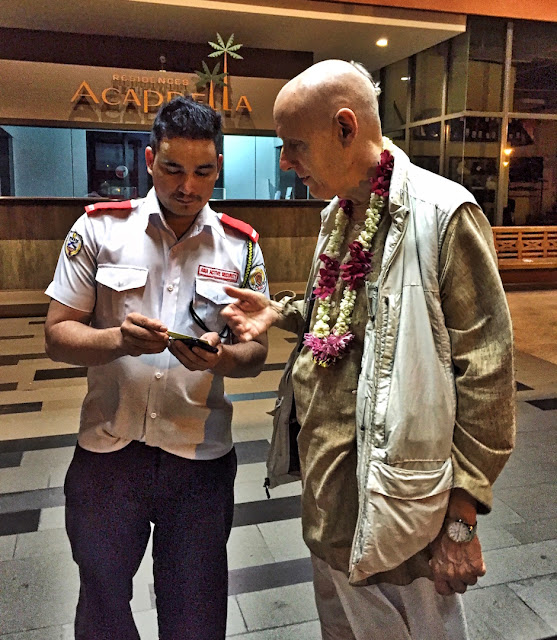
top-left (45, 97), bottom-right (269, 640)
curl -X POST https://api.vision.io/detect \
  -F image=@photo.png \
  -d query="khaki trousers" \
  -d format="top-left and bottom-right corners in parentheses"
top-left (312, 554), bottom-right (469, 640)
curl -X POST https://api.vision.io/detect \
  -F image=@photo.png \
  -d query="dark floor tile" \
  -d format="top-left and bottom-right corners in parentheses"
top-left (0, 335), bottom-right (34, 340)
top-left (0, 451), bottom-right (23, 469)
top-left (517, 381), bottom-right (533, 391)
top-left (235, 440), bottom-right (269, 465)
top-left (0, 433), bottom-right (77, 454)
top-left (0, 353), bottom-right (48, 365)
top-left (0, 401), bottom-right (42, 415)
top-left (233, 495), bottom-right (301, 528)
top-left (262, 362), bottom-right (287, 371)
top-left (527, 398), bottom-right (557, 411)
top-left (0, 487), bottom-right (66, 516)
top-left (34, 366), bottom-right (87, 381)
top-left (0, 509), bottom-right (40, 536)
top-left (228, 391), bottom-right (277, 402)
top-left (0, 383), bottom-right (17, 392)
top-left (228, 557), bottom-right (312, 596)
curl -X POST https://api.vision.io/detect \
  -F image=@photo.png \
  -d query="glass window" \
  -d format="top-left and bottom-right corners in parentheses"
top-left (0, 127), bottom-right (14, 195)
top-left (447, 33), bottom-right (469, 114)
top-left (411, 44), bottom-right (446, 122)
top-left (467, 16), bottom-right (506, 112)
top-left (0, 125), bottom-right (308, 200)
top-left (445, 118), bottom-right (465, 181)
top-left (504, 119), bottom-right (557, 225)
top-left (445, 116), bottom-right (500, 223)
top-left (382, 59), bottom-right (410, 132)
top-left (511, 21), bottom-right (557, 114)
top-left (409, 123), bottom-right (441, 174)
top-left (86, 131), bottom-right (150, 199)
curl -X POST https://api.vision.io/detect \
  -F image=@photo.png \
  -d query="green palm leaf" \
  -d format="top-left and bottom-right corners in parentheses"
top-left (208, 41), bottom-right (221, 51)
top-left (216, 32), bottom-right (225, 48)
top-left (226, 33), bottom-right (235, 48)
top-left (208, 50), bottom-right (223, 58)
top-left (228, 44), bottom-right (243, 52)
top-left (228, 51), bottom-right (243, 60)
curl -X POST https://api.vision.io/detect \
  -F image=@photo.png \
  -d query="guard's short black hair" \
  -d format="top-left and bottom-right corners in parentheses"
top-left (150, 96), bottom-right (222, 154)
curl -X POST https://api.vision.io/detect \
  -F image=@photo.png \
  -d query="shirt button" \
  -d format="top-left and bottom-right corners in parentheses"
top-left (352, 389), bottom-right (357, 395)
top-left (167, 284), bottom-right (174, 292)
top-left (155, 372), bottom-right (163, 380)
top-left (150, 412), bottom-right (157, 419)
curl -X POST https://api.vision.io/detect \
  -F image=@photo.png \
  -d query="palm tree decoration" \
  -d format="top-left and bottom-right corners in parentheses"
top-left (208, 33), bottom-right (243, 111)
top-left (195, 61), bottom-right (227, 109)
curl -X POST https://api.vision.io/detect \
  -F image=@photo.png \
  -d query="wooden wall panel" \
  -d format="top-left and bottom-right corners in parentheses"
top-left (0, 240), bottom-right (62, 290)
top-left (0, 199), bottom-right (325, 290)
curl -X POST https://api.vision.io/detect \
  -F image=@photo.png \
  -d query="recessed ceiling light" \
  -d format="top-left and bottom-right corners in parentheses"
top-left (376, 38), bottom-right (388, 47)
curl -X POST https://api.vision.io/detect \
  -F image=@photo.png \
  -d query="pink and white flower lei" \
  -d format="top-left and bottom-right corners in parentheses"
top-left (304, 143), bottom-right (395, 367)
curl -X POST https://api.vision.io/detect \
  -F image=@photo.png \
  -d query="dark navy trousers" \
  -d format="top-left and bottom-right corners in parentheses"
top-left (64, 441), bottom-right (237, 640)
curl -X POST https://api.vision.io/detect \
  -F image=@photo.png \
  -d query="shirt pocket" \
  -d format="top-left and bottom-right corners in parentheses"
top-left (95, 264), bottom-right (148, 325)
top-left (192, 277), bottom-right (237, 336)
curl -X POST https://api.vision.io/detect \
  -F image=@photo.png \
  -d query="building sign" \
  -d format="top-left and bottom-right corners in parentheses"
top-left (0, 58), bottom-right (285, 132)
top-left (69, 35), bottom-right (252, 120)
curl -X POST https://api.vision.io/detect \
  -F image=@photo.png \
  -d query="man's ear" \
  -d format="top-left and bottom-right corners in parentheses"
top-left (217, 153), bottom-right (224, 177)
top-left (335, 108), bottom-right (358, 145)
top-left (145, 146), bottom-right (155, 175)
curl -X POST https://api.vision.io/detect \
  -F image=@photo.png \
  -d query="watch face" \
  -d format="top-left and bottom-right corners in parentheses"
top-left (447, 520), bottom-right (475, 543)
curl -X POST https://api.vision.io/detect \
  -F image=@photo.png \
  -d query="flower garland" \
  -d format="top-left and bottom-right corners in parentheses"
top-left (303, 147), bottom-right (395, 367)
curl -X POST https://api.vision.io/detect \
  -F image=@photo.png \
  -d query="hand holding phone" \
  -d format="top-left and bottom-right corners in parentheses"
top-left (168, 330), bottom-right (219, 354)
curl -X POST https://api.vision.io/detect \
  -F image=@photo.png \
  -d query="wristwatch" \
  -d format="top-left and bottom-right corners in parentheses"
top-left (445, 518), bottom-right (477, 543)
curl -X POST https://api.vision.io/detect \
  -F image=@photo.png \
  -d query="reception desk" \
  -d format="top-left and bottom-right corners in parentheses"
top-left (0, 198), bottom-right (325, 293)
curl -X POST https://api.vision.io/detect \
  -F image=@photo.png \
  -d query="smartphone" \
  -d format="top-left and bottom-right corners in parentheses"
top-left (168, 330), bottom-right (219, 354)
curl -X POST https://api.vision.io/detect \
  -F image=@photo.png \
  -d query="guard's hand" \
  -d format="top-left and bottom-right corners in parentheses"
top-left (429, 532), bottom-right (486, 595)
top-left (120, 313), bottom-right (169, 357)
top-left (221, 286), bottom-right (280, 342)
top-left (169, 332), bottom-right (222, 371)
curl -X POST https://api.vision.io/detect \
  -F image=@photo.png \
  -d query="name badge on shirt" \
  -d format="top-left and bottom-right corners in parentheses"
top-left (197, 265), bottom-right (239, 283)
top-left (65, 230), bottom-right (83, 258)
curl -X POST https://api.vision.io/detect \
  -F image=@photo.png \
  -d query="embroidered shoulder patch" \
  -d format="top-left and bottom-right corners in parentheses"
top-left (65, 230), bottom-right (83, 258)
top-left (248, 265), bottom-right (267, 292)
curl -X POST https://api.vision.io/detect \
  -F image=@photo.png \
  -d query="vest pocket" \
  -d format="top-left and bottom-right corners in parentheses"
top-left (349, 458), bottom-right (452, 585)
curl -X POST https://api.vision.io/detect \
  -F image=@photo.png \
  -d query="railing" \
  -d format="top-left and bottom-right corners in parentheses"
top-left (492, 226), bottom-right (557, 270)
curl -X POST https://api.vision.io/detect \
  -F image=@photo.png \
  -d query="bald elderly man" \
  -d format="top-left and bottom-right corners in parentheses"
top-left (223, 60), bottom-right (515, 639)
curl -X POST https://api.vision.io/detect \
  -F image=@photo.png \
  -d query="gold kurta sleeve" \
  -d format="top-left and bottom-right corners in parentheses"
top-left (439, 204), bottom-right (516, 513)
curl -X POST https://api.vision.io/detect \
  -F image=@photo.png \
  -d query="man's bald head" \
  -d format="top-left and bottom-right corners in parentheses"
top-left (273, 60), bottom-right (384, 202)
top-left (274, 59), bottom-right (381, 140)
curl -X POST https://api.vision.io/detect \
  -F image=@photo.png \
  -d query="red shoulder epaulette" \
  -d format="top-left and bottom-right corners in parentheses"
top-left (219, 213), bottom-right (259, 243)
top-left (85, 200), bottom-right (134, 216)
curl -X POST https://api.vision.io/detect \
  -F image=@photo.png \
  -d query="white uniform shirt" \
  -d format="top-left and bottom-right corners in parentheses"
top-left (46, 188), bottom-right (269, 460)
